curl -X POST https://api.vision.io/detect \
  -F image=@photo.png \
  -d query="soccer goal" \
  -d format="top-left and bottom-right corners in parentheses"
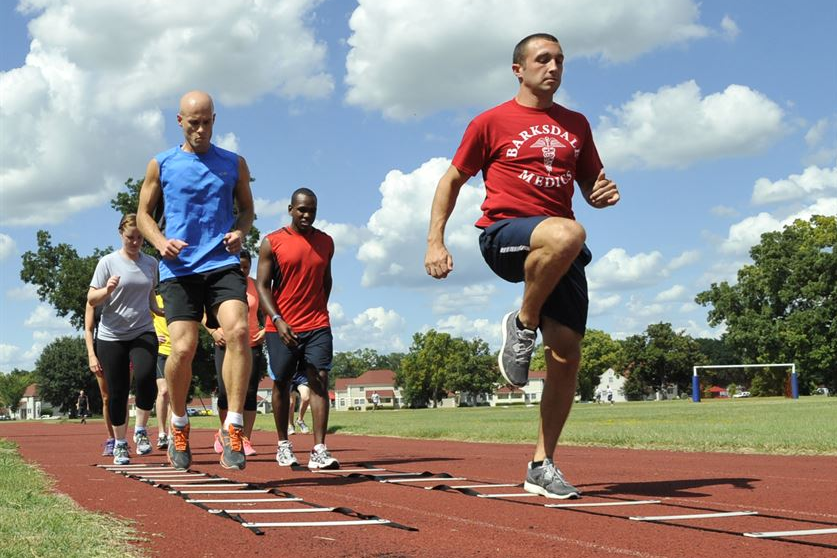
top-left (690, 363), bottom-right (798, 402)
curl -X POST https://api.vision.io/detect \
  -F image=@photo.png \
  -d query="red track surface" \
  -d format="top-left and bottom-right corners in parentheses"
top-left (2, 421), bottom-right (836, 557)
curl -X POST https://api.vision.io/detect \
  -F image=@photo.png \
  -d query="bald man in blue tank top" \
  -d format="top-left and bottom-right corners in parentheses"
top-left (137, 91), bottom-right (255, 471)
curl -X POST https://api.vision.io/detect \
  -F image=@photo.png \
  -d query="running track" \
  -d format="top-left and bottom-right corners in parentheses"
top-left (2, 422), bottom-right (835, 557)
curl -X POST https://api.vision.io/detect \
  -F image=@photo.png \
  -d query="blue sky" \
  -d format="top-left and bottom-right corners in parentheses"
top-left (1, 0), bottom-right (835, 371)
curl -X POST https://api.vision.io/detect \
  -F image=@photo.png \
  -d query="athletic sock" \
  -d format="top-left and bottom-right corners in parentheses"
top-left (171, 413), bottom-right (188, 428)
top-left (116, 438), bottom-right (127, 445)
top-left (313, 443), bottom-right (326, 452)
top-left (134, 426), bottom-right (146, 434)
top-left (224, 412), bottom-right (244, 429)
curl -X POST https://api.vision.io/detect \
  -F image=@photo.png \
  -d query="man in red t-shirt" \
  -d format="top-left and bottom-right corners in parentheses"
top-left (256, 188), bottom-right (339, 470)
top-left (425, 33), bottom-right (620, 499)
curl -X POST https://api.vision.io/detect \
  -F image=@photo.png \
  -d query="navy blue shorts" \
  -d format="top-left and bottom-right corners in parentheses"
top-left (478, 216), bottom-right (591, 335)
top-left (159, 265), bottom-right (247, 329)
top-left (265, 327), bottom-right (333, 384)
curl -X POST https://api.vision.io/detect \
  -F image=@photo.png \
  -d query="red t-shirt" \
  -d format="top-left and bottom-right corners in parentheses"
top-left (452, 99), bottom-right (602, 228)
top-left (263, 227), bottom-right (333, 333)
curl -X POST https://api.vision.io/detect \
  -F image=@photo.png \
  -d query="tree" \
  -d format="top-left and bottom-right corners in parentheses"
top-left (578, 329), bottom-right (623, 401)
top-left (696, 216), bottom-right (837, 395)
top-left (620, 323), bottom-right (703, 397)
top-left (398, 330), bottom-right (498, 407)
top-left (33, 336), bottom-right (101, 415)
top-left (20, 231), bottom-right (108, 329)
top-left (0, 369), bottom-right (33, 415)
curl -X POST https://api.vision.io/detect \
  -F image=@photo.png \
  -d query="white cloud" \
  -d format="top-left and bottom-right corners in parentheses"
top-left (655, 285), bottom-right (687, 302)
top-left (1, 0), bottom-right (332, 226)
top-left (0, 234), bottom-right (16, 260)
top-left (0, 344), bottom-right (20, 368)
top-left (214, 132), bottom-right (239, 153)
top-left (431, 284), bottom-right (497, 315)
top-left (720, 16), bottom-right (740, 40)
top-left (596, 81), bottom-right (785, 169)
top-left (254, 197), bottom-right (291, 220)
top-left (588, 248), bottom-right (665, 290)
top-left (23, 305), bottom-right (74, 331)
top-left (720, 197), bottom-right (837, 255)
top-left (6, 283), bottom-right (38, 301)
top-left (625, 296), bottom-right (665, 318)
top-left (357, 157), bottom-right (492, 288)
top-left (317, 220), bottom-right (371, 254)
top-left (327, 301), bottom-right (346, 324)
top-left (332, 307), bottom-right (406, 353)
top-left (711, 205), bottom-right (738, 218)
top-left (667, 250), bottom-right (700, 271)
top-left (433, 315), bottom-right (499, 345)
top-left (805, 118), bottom-right (830, 146)
top-left (751, 164), bottom-right (837, 205)
top-left (589, 293), bottom-right (621, 316)
top-left (345, 0), bottom-right (709, 119)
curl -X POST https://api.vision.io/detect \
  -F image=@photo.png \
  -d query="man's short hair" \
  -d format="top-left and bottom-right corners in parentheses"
top-left (513, 33), bottom-right (560, 65)
top-left (291, 187), bottom-right (317, 205)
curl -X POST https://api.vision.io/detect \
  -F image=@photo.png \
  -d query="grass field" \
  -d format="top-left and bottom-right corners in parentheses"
top-left (183, 395), bottom-right (837, 456)
top-left (0, 439), bottom-right (141, 558)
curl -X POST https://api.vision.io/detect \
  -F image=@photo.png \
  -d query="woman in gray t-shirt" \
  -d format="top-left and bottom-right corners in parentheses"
top-left (88, 214), bottom-right (162, 465)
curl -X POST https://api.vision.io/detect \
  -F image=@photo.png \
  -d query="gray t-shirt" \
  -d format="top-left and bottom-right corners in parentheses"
top-left (90, 251), bottom-right (158, 341)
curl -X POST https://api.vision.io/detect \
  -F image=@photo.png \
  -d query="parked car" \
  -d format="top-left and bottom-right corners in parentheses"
top-left (732, 391), bottom-right (751, 398)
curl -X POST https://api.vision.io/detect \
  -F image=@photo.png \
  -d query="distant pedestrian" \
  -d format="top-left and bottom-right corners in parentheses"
top-left (606, 386), bottom-right (614, 405)
top-left (371, 391), bottom-right (381, 410)
top-left (76, 390), bottom-right (89, 424)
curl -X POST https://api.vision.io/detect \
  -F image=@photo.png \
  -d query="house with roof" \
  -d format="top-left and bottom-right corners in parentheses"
top-left (489, 370), bottom-right (546, 406)
top-left (594, 367), bottom-right (627, 403)
top-left (334, 369), bottom-right (401, 411)
top-left (17, 383), bottom-right (42, 419)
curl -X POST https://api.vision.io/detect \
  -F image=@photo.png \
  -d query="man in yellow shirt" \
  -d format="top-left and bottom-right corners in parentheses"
top-left (153, 294), bottom-right (171, 449)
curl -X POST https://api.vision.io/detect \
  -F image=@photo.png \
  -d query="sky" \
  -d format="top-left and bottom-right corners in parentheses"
top-left (1, 0), bottom-right (835, 372)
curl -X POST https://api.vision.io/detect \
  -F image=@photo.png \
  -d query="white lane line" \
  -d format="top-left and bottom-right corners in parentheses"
top-left (172, 489), bottom-right (269, 494)
top-left (167, 483), bottom-right (249, 488)
top-left (631, 511), bottom-right (758, 521)
top-left (546, 500), bottom-right (661, 508)
top-left (185, 498), bottom-right (303, 503)
top-left (311, 468), bottom-right (386, 473)
top-left (146, 477), bottom-right (230, 483)
top-left (743, 527), bottom-right (837, 538)
top-left (477, 493), bottom-right (541, 498)
top-left (383, 477), bottom-right (467, 484)
top-left (242, 519), bottom-right (390, 528)
top-left (208, 507), bottom-right (335, 514)
top-left (443, 483), bottom-right (519, 489)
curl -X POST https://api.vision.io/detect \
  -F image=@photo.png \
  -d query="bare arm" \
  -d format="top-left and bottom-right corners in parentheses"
top-left (83, 303), bottom-right (103, 377)
top-left (137, 158), bottom-right (188, 259)
top-left (87, 278), bottom-right (119, 307)
top-left (323, 260), bottom-right (332, 302)
top-left (579, 168), bottom-right (620, 209)
top-left (424, 165), bottom-right (471, 279)
top-left (222, 156), bottom-right (255, 254)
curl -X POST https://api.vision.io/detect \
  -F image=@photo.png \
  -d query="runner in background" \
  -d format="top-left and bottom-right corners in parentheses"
top-left (257, 188), bottom-right (338, 469)
top-left (208, 250), bottom-right (265, 457)
top-left (84, 302), bottom-right (116, 455)
top-left (152, 294), bottom-right (171, 449)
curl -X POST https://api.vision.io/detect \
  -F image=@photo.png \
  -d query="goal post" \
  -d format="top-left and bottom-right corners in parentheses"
top-left (691, 363), bottom-right (798, 402)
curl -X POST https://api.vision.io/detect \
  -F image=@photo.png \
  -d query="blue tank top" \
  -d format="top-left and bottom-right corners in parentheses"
top-left (155, 144), bottom-right (240, 280)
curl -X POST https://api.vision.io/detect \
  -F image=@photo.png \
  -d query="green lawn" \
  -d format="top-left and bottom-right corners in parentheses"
top-left (186, 395), bottom-right (837, 455)
top-left (0, 439), bottom-right (142, 558)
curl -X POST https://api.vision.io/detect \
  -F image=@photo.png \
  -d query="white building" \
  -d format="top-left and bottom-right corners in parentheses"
top-left (595, 368), bottom-right (627, 403)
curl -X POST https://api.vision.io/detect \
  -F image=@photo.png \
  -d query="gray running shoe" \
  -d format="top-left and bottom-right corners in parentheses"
top-left (498, 311), bottom-right (537, 387)
top-left (295, 419), bottom-right (310, 434)
top-left (219, 423), bottom-right (246, 470)
top-left (134, 429), bottom-right (152, 455)
top-left (167, 423), bottom-right (192, 471)
top-left (102, 438), bottom-right (115, 457)
top-left (308, 444), bottom-right (339, 470)
top-left (275, 440), bottom-right (299, 467)
top-left (523, 458), bottom-right (580, 499)
top-left (156, 434), bottom-right (168, 450)
top-left (112, 441), bottom-right (130, 465)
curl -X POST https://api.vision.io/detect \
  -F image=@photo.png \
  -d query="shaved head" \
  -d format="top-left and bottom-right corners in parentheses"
top-left (177, 90), bottom-right (215, 153)
top-left (179, 90), bottom-right (214, 116)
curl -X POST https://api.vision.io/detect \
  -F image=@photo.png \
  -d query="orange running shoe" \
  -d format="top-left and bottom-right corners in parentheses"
top-left (168, 423), bottom-right (191, 470)
top-left (219, 423), bottom-right (246, 470)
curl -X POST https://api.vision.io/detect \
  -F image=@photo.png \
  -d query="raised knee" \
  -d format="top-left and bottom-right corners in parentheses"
top-left (535, 219), bottom-right (586, 254)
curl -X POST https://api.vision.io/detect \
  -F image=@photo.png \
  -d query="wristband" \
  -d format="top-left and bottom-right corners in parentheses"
top-left (271, 314), bottom-right (282, 323)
